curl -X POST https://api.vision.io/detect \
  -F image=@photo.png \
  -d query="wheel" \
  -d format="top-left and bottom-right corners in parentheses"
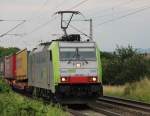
top-left (32, 87), bottom-right (37, 99)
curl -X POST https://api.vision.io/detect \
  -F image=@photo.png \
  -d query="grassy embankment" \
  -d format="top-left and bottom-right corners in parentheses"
top-left (0, 78), bottom-right (68, 116)
top-left (104, 77), bottom-right (150, 103)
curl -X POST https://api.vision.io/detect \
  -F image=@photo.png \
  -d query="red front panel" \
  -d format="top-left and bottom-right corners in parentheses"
top-left (69, 76), bottom-right (89, 83)
top-left (61, 76), bottom-right (98, 84)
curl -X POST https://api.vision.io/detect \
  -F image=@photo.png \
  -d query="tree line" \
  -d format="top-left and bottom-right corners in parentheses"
top-left (101, 45), bottom-right (150, 85)
top-left (0, 47), bottom-right (19, 58)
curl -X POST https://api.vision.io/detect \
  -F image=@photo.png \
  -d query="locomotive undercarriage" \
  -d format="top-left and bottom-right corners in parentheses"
top-left (55, 83), bottom-right (103, 104)
top-left (30, 83), bottom-right (103, 104)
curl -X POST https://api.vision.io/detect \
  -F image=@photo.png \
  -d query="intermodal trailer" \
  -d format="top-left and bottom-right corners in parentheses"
top-left (16, 49), bottom-right (28, 80)
top-left (4, 54), bottom-right (16, 79)
top-left (13, 49), bottom-right (29, 90)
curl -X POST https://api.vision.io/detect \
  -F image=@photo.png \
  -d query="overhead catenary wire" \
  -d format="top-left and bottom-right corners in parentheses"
top-left (69, 24), bottom-right (91, 39)
top-left (91, 0), bottom-right (135, 19)
top-left (92, 1), bottom-right (150, 20)
top-left (21, 16), bottom-right (57, 37)
top-left (10, 0), bottom-right (69, 38)
top-left (0, 19), bottom-right (26, 22)
top-left (0, 0), bottom-right (70, 46)
top-left (52, 0), bottom-right (68, 12)
top-left (0, 0), bottom-right (88, 39)
top-left (0, 20), bottom-right (26, 37)
top-left (67, 0), bottom-right (89, 10)
top-left (65, 0), bottom-right (89, 19)
top-left (26, 0), bottom-right (50, 21)
top-left (21, 0), bottom-right (141, 40)
top-left (97, 5), bottom-right (150, 27)
top-left (0, 0), bottom-right (50, 38)
top-left (22, 0), bottom-right (87, 38)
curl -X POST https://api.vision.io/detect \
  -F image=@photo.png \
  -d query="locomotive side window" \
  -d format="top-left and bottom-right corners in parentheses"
top-left (50, 50), bottom-right (52, 61)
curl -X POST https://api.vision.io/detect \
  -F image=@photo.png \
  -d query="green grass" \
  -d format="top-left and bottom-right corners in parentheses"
top-left (104, 77), bottom-right (150, 103)
top-left (0, 79), bottom-right (68, 116)
top-left (103, 85), bottom-right (125, 97)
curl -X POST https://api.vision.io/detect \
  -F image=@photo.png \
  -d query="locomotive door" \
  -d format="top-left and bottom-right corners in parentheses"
top-left (49, 50), bottom-right (54, 93)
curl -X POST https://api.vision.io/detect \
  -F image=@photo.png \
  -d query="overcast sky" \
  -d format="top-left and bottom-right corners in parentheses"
top-left (0, 0), bottom-right (150, 51)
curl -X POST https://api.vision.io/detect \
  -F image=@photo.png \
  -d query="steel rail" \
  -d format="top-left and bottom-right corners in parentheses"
top-left (103, 96), bottom-right (150, 107)
top-left (88, 104), bottom-right (121, 116)
top-left (98, 96), bottom-right (150, 113)
top-left (65, 108), bottom-right (87, 116)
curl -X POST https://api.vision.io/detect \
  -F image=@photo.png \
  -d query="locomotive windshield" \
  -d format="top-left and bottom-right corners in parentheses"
top-left (59, 47), bottom-right (96, 61)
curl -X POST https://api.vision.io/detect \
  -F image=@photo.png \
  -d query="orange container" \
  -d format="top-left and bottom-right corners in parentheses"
top-left (16, 49), bottom-right (28, 80)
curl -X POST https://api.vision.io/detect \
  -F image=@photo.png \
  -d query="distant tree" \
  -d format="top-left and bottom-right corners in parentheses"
top-left (101, 45), bottom-right (149, 85)
top-left (0, 47), bottom-right (20, 57)
top-left (115, 45), bottom-right (137, 62)
top-left (101, 52), bottom-right (115, 60)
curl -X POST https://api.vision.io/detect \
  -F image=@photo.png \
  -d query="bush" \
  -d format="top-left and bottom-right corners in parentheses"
top-left (0, 47), bottom-right (20, 57)
top-left (0, 79), bottom-right (10, 93)
top-left (0, 79), bottom-right (67, 116)
top-left (0, 92), bottom-right (67, 116)
top-left (101, 45), bottom-right (150, 85)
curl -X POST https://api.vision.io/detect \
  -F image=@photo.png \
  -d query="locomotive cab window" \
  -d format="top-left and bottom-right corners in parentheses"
top-left (78, 48), bottom-right (96, 60)
top-left (59, 48), bottom-right (76, 61)
top-left (59, 47), bottom-right (96, 61)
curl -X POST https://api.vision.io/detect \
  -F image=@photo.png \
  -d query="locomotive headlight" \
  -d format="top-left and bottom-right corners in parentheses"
top-left (61, 77), bottom-right (66, 82)
top-left (61, 77), bottom-right (69, 82)
top-left (92, 77), bottom-right (97, 82)
top-left (76, 63), bottom-right (81, 68)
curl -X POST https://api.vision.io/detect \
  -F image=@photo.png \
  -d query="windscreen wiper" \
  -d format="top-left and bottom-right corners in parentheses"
top-left (68, 48), bottom-right (88, 64)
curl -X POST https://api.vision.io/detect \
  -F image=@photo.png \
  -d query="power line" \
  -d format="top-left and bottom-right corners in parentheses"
top-left (52, 0), bottom-right (68, 12)
top-left (0, 0), bottom-right (50, 38)
top-left (0, 20), bottom-right (26, 37)
top-left (21, 0), bottom-right (81, 38)
top-left (21, 16), bottom-right (57, 37)
top-left (92, 0), bottom-right (135, 19)
top-left (67, 0), bottom-right (89, 10)
top-left (0, 19), bottom-right (25, 22)
top-left (92, 2), bottom-right (149, 20)
top-left (27, 0), bottom-right (50, 21)
top-left (97, 5), bottom-right (150, 27)
top-left (69, 24), bottom-right (91, 39)
top-left (2, 0), bottom-right (69, 43)
top-left (12, 0), bottom-right (69, 38)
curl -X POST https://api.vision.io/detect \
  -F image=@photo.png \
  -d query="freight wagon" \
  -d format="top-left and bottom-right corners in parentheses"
top-left (12, 49), bottom-right (29, 90)
top-left (16, 49), bottom-right (28, 80)
top-left (4, 54), bottom-right (16, 79)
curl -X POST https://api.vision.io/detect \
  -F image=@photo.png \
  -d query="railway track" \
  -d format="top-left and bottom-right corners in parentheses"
top-left (13, 88), bottom-right (150, 116)
top-left (91, 96), bottom-right (150, 116)
top-left (100, 96), bottom-right (150, 112)
top-left (65, 105), bottom-right (106, 116)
